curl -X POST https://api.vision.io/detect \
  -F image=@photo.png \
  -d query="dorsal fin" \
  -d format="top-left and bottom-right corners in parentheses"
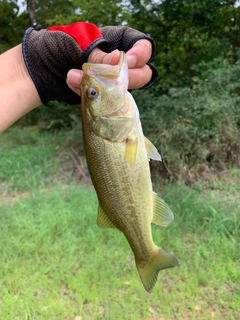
top-left (144, 137), bottom-right (161, 161)
top-left (152, 192), bottom-right (174, 227)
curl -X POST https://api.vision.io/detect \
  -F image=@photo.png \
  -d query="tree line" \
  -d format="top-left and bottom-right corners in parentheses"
top-left (1, 0), bottom-right (240, 87)
top-left (1, 0), bottom-right (240, 179)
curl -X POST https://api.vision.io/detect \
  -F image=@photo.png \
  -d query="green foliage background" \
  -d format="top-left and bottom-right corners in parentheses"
top-left (1, 0), bottom-right (240, 180)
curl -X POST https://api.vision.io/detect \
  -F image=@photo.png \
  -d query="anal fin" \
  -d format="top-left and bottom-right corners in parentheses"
top-left (97, 203), bottom-right (116, 229)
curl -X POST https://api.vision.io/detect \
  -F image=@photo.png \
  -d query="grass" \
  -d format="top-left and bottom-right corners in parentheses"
top-left (0, 128), bottom-right (239, 319)
top-left (0, 127), bottom-right (66, 192)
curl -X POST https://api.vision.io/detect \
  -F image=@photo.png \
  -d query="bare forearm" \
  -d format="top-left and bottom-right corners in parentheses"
top-left (0, 44), bottom-right (41, 133)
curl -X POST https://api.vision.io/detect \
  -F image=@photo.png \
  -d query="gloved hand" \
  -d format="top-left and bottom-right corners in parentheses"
top-left (22, 22), bottom-right (157, 105)
top-left (100, 26), bottom-right (158, 89)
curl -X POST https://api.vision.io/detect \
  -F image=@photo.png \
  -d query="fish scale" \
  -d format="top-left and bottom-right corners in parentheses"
top-left (80, 52), bottom-right (179, 292)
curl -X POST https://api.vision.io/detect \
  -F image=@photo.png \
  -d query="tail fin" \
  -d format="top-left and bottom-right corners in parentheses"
top-left (136, 247), bottom-right (179, 293)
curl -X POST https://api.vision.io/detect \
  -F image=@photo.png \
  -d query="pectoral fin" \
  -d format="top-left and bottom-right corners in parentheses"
top-left (152, 192), bottom-right (174, 227)
top-left (144, 137), bottom-right (161, 161)
top-left (125, 137), bottom-right (138, 168)
top-left (97, 203), bottom-right (116, 229)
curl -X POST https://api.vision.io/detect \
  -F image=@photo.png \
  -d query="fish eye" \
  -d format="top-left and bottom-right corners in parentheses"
top-left (87, 87), bottom-right (98, 99)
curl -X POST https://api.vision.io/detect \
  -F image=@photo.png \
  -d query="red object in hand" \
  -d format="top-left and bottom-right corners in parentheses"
top-left (47, 22), bottom-right (104, 52)
top-left (23, 22), bottom-right (107, 104)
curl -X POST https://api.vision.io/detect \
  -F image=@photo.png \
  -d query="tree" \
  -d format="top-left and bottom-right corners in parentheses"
top-left (41, 0), bottom-right (130, 27)
top-left (0, 0), bottom-right (28, 53)
top-left (24, 0), bottom-right (74, 28)
top-left (128, 0), bottom-right (240, 88)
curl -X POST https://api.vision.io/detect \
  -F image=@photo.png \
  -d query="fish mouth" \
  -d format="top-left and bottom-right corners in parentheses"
top-left (95, 110), bottom-right (127, 121)
top-left (82, 51), bottom-right (126, 79)
top-left (83, 51), bottom-right (128, 84)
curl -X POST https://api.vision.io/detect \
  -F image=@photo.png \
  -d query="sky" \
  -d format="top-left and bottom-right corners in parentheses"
top-left (17, 0), bottom-right (26, 14)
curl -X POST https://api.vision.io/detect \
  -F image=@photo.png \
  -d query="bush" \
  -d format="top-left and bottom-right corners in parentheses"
top-left (133, 60), bottom-right (240, 181)
top-left (14, 58), bottom-right (240, 184)
top-left (15, 101), bottom-right (81, 130)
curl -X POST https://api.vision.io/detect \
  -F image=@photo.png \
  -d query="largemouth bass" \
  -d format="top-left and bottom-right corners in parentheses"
top-left (80, 52), bottom-right (179, 292)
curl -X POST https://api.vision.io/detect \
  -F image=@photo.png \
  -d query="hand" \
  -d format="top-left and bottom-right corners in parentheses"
top-left (67, 39), bottom-right (153, 96)
top-left (22, 22), bottom-right (157, 105)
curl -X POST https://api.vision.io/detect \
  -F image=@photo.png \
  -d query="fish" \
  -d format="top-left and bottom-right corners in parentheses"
top-left (80, 51), bottom-right (179, 293)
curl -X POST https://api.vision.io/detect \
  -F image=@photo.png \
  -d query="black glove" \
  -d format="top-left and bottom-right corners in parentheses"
top-left (100, 26), bottom-right (158, 89)
top-left (22, 22), bottom-right (158, 105)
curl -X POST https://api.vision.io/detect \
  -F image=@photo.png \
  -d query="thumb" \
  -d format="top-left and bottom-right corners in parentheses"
top-left (87, 48), bottom-right (137, 69)
top-left (88, 48), bottom-right (120, 65)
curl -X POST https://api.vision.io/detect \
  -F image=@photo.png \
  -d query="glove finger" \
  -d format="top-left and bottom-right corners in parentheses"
top-left (141, 63), bottom-right (158, 89)
top-left (100, 26), bottom-right (156, 61)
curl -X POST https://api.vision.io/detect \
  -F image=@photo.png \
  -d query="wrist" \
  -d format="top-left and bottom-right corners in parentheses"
top-left (0, 45), bottom-right (41, 132)
top-left (18, 44), bottom-right (42, 105)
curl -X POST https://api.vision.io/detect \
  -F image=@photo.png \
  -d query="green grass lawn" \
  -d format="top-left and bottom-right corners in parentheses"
top-left (0, 128), bottom-right (239, 319)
